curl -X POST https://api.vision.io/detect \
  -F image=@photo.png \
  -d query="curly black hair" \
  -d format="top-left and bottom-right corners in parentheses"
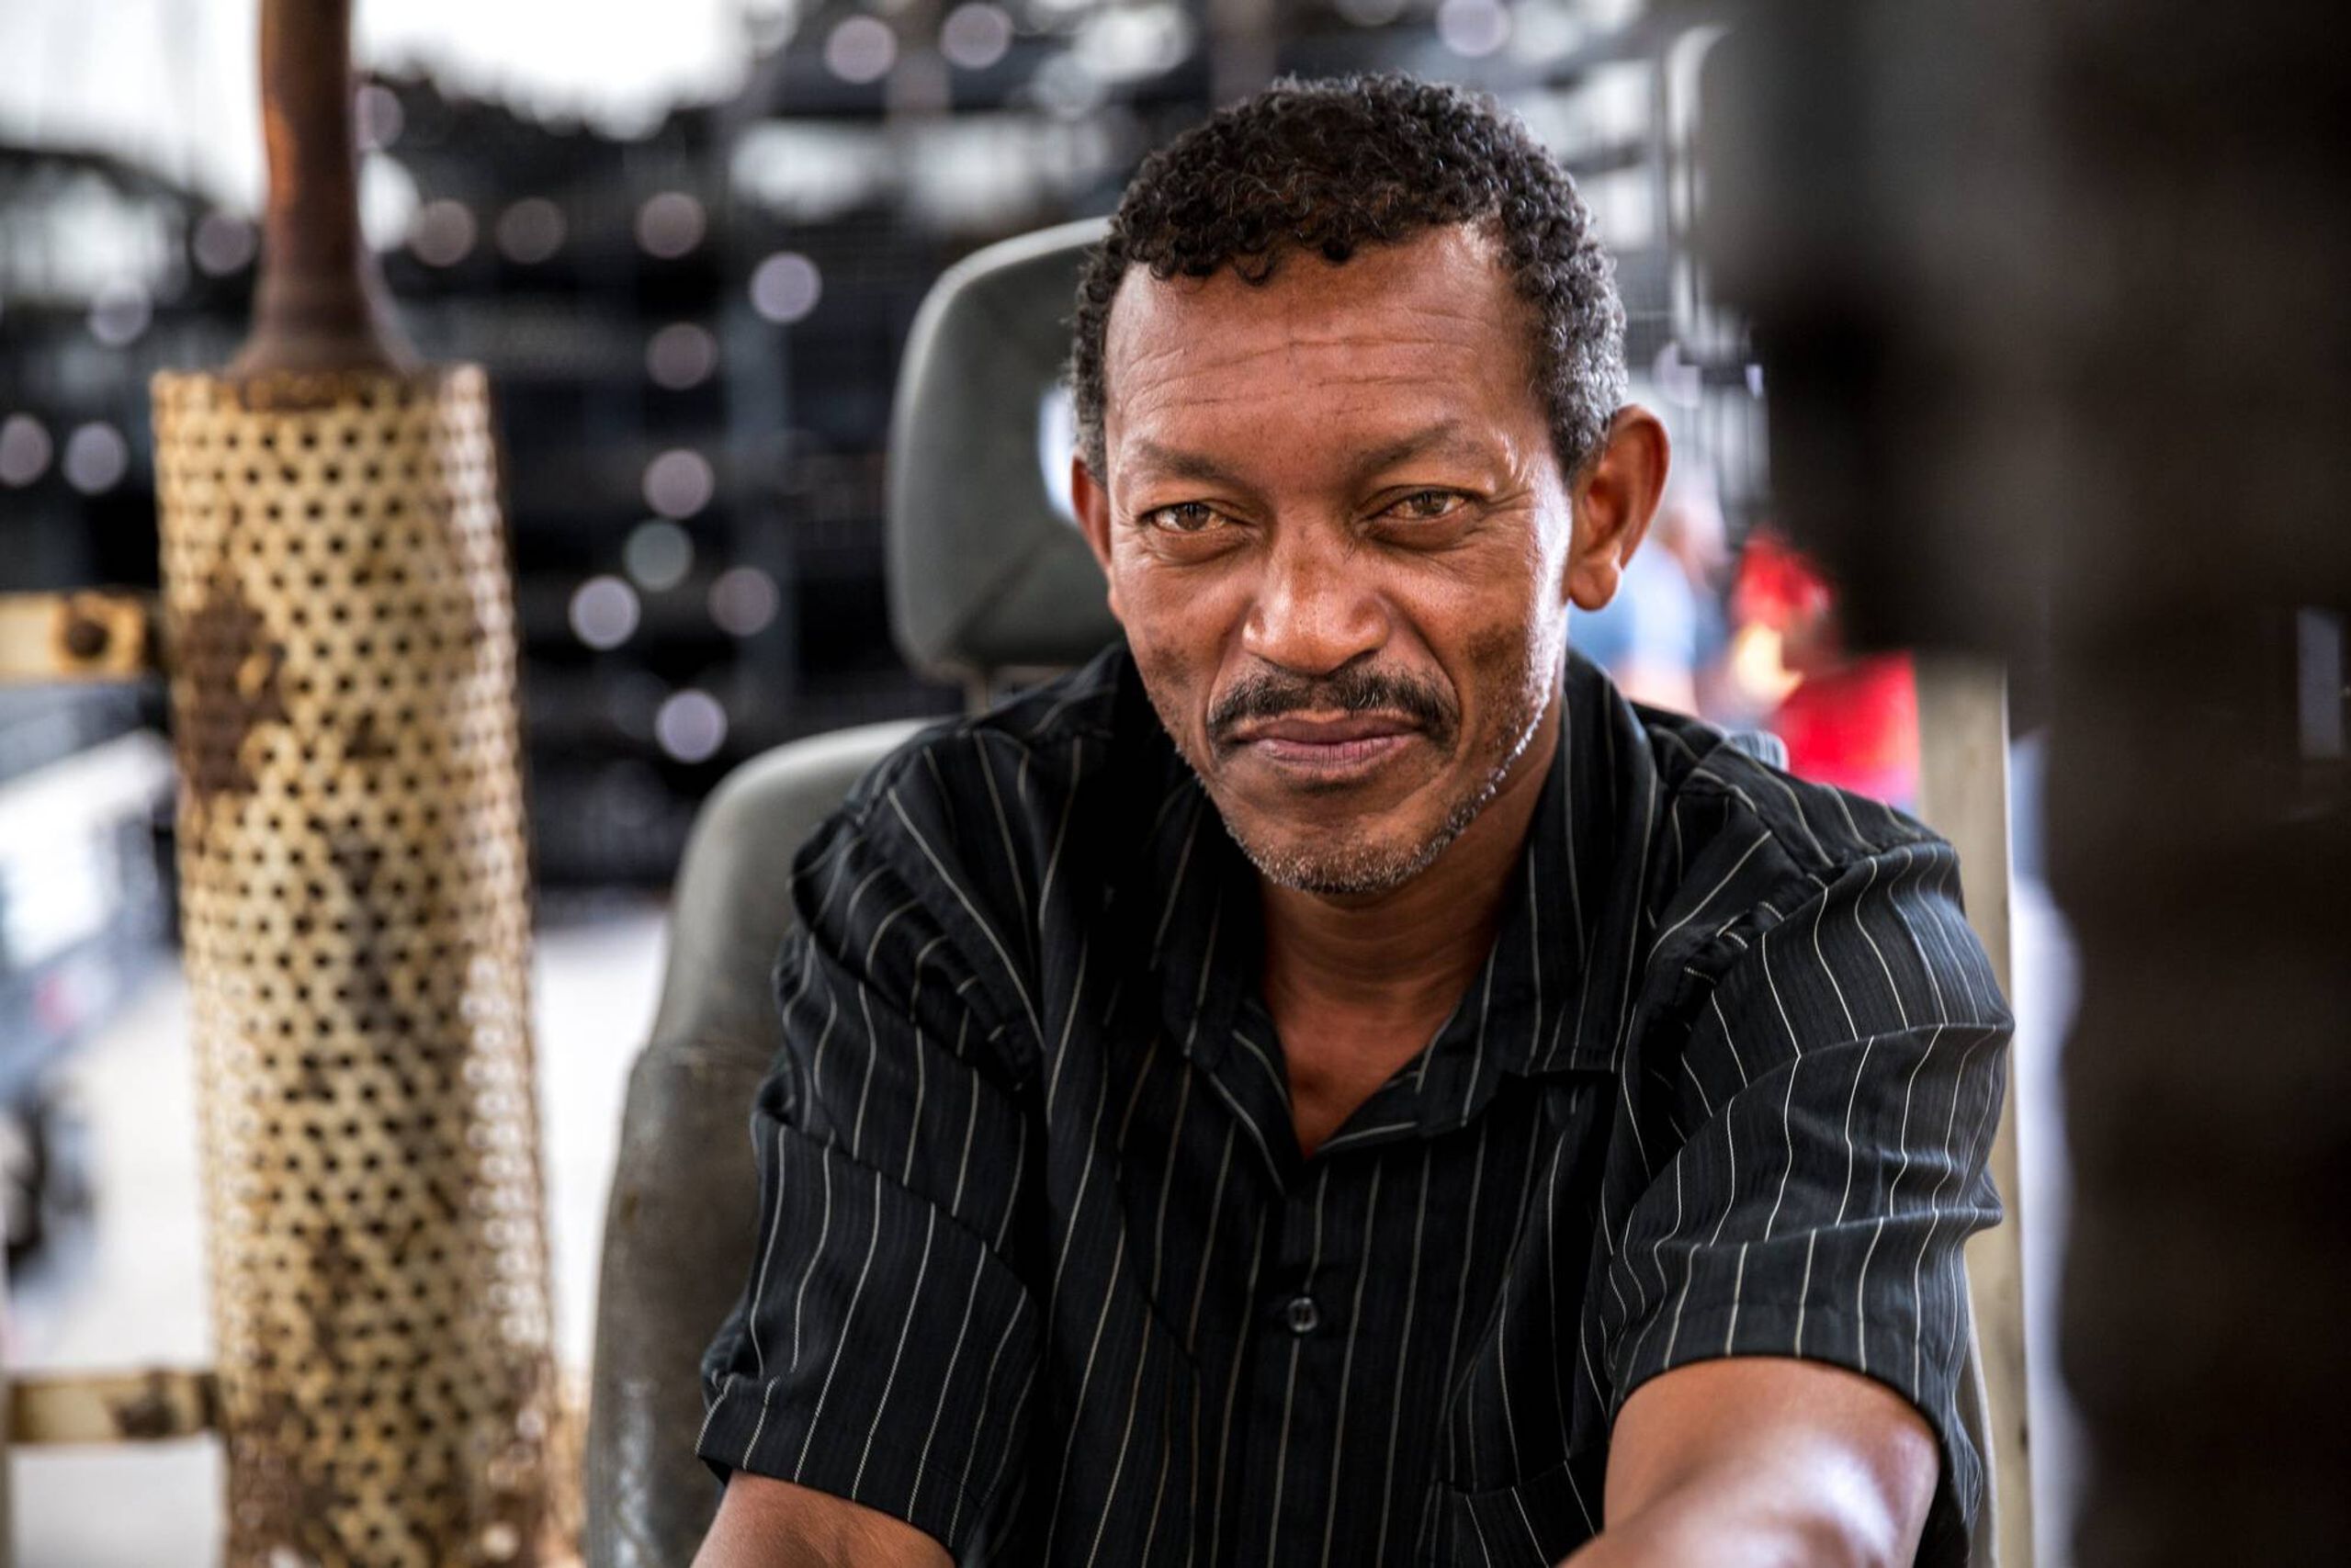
top-left (1069, 73), bottom-right (1627, 481)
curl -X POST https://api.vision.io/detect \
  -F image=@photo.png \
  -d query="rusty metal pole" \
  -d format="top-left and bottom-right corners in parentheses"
top-left (148, 2), bottom-right (569, 1562)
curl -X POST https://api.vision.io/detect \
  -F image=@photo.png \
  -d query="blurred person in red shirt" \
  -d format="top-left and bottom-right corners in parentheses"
top-left (1728, 531), bottom-right (1919, 806)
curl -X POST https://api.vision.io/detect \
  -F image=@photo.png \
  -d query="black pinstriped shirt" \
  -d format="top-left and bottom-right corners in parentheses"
top-left (698, 647), bottom-right (2010, 1566)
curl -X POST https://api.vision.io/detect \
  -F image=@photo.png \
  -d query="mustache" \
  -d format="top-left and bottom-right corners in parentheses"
top-left (1207, 664), bottom-right (1458, 749)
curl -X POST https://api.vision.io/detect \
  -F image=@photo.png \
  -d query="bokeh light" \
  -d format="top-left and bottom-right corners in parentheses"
top-left (749, 252), bottom-right (823, 324)
top-left (62, 423), bottom-right (130, 494)
top-left (88, 282), bottom-right (152, 347)
top-left (568, 576), bottom-right (641, 650)
top-left (654, 689), bottom-right (729, 763)
top-left (410, 198), bottom-right (479, 266)
top-left (354, 83), bottom-right (405, 152)
top-left (192, 212), bottom-right (258, 276)
top-left (623, 519), bottom-right (695, 592)
top-left (941, 5), bottom-right (1015, 72)
top-left (708, 565), bottom-right (781, 637)
top-left (0, 415), bottom-right (53, 487)
top-left (635, 191), bottom-right (706, 259)
top-left (825, 17), bottom-right (899, 85)
top-left (494, 197), bottom-right (567, 264)
top-left (645, 321), bottom-right (720, 389)
top-left (642, 448), bottom-right (716, 518)
top-left (1438, 0), bottom-right (1512, 57)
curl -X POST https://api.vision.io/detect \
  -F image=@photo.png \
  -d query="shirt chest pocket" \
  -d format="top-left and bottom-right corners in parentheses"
top-left (1425, 1448), bottom-right (1606, 1567)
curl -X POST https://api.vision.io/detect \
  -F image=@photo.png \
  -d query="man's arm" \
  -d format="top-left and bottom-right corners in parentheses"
top-left (1590, 827), bottom-right (2012, 1564)
top-left (1565, 1358), bottom-right (1938, 1568)
top-left (693, 1473), bottom-right (952, 1568)
top-left (693, 752), bottom-right (1045, 1561)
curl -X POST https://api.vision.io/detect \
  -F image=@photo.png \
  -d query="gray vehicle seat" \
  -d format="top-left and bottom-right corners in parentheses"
top-left (582, 219), bottom-right (1114, 1568)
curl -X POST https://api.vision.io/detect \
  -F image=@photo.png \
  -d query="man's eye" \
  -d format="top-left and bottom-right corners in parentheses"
top-left (1144, 502), bottom-right (1226, 534)
top-left (1383, 491), bottom-right (1464, 522)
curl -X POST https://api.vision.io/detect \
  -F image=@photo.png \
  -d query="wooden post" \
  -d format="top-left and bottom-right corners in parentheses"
top-left (1913, 654), bottom-right (2032, 1568)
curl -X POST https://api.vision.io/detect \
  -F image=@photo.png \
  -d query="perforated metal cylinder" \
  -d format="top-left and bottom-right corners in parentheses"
top-left (151, 365), bottom-right (567, 1567)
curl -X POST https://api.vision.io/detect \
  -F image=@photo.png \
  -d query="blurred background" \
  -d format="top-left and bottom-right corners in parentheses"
top-left (0, 0), bottom-right (2084, 1562)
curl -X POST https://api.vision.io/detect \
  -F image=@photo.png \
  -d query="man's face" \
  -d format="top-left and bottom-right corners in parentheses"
top-left (1075, 225), bottom-right (1620, 897)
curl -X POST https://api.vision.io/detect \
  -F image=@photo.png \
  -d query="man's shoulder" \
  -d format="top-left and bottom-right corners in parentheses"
top-left (1583, 686), bottom-right (1962, 993)
top-left (1632, 698), bottom-right (1945, 886)
top-left (1594, 687), bottom-right (2007, 1066)
top-left (1598, 688), bottom-right (2017, 1032)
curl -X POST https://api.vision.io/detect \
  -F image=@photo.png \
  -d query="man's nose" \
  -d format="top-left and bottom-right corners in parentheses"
top-left (1239, 524), bottom-right (1390, 677)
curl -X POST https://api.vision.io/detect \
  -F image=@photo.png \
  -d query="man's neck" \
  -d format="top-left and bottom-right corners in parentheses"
top-left (1258, 704), bottom-right (1562, 1034)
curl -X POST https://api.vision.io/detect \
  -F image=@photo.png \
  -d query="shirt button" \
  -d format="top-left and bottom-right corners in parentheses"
top-left (1283, 1293), bottom-right (1321, 1337)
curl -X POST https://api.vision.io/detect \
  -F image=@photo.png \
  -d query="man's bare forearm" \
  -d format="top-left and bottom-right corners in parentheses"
top-left (1560, 1470), bottom-right (1903, 1568)
top-left (693, 1473), bottom-right (953, 1568)
top-left (1566, 1359), bottom-right (1938, 1568)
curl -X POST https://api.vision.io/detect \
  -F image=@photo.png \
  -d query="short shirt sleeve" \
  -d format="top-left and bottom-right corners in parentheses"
top-left (1599, 835), bottom-right (2012, 1563)
top-left (696, 762), bottom-right (1044, 1555)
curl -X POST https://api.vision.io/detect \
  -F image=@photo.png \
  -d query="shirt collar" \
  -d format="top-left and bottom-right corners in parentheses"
top-left (1395, 653), bottom-right (1652, 1137)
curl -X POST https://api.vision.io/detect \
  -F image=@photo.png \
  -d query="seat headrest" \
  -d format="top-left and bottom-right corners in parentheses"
top-left (887, 219), bottom-right (1123, 684)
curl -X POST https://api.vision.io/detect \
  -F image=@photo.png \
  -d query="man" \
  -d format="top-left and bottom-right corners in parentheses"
top-left (695, 75), bottom-right (2007, 1567)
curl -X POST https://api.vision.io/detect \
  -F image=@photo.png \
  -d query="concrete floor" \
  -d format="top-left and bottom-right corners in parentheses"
top-left (5, 901), bottom-right (669, 1568)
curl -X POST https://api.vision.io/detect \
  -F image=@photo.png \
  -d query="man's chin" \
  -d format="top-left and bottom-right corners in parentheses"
top-left (1215, 749), bottom-right (1525, 898)
top-left (1222, 815), bottom-right (1457, 899)
top-left (1244, 847), bottom-right (1433, 899)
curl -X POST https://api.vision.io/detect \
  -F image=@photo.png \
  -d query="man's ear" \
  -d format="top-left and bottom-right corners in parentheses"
top-left (1565, 407), bottom-right (1671, 613)
top-left (1071, 454), bottom-right (1125, 624)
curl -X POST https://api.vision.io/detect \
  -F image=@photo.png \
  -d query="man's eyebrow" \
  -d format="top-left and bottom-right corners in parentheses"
top-left (1121, 423), bottom-right (1495, 491)
top-left (1348, 421), bottom-right (1495, 479)
top-left (1122, 439), bottom-right (1249, 488)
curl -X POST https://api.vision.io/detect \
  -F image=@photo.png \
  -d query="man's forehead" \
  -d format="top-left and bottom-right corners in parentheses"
top-left (1100, 224), bottom-right (1540, 452)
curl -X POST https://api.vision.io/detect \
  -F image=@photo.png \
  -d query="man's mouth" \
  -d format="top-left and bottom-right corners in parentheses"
top-left (1225, 711), bottom-right (1423, 779)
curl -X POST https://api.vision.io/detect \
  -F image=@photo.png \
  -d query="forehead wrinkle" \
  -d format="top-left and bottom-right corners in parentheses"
top-left (1117, 367), bottom-right (1509, 441)
top-left (1121, 339), bottom-right (1499, 408)
top-left (1265, 294), bottom-right (1512, 342)
top-left (1116, 353), bottom-right (1536, 456)
top-left (1102, 230), bottom-right (1546, 466)
top-left (1111, 278), bottom-right (1518, 370)
top-left (1145, 321), bottom-right (1502, 369)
